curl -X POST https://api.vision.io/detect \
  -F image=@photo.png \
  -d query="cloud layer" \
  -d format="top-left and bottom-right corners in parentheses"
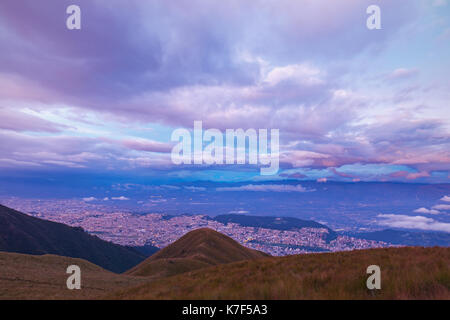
top-left (0, 1), bottom-right (448, 183)
top-left (377, 214), bottom-right (450, 233)
top-left (216, 184), bottom-right (311, 192)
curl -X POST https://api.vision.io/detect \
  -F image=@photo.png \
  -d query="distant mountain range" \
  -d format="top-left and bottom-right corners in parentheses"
top-left (348, 229), bottom-right (450, 247)
top-left (0, 204), bottom-right (158, 273)
top-left (126, 228), bottom-right (268, 278)
top-left (212, 213), bottom-right (449, 247)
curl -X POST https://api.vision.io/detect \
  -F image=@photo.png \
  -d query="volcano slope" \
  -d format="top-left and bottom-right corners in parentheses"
top-left (0, 251), bottom-right (146, 300)
top-left (113, 246), bottom-right (450, 300)
top-left (126, 228), bottom-right (269, 278)
top-left (0, 204), bottom-right (147, 273)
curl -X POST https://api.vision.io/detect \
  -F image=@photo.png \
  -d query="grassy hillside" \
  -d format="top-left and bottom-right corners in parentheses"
top-left (0, 204), bottom-right (147, 273)
top-left (0, 252), bottom-right (146, 300)
top-left (1, 226), bottom-right (448, 300)
top-left (112, 247), bottom-right (450, 300)
top-left (126, 228), bottom-right (268, 278)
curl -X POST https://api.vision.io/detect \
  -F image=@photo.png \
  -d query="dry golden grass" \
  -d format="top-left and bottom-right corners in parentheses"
top-left (110, 247), bottom-right (450, 300)
top-left (0, 252), bottom-right (147, 300)
top-left (126, 258), bottom-right (211, 279)
top-left (1, 246), bottom-right (449, 300)
top-left (126, 228), bottom-right (268, 277)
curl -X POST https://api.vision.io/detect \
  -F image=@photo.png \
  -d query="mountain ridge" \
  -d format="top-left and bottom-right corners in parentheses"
top-left (0, 204), bottom-right (152, 273)
top-left (126, 228), bottom-right (269, 277)
top-left (348, 229), bottom-right (450, 247)
top-left (212, 214), bottom-right (338, 242)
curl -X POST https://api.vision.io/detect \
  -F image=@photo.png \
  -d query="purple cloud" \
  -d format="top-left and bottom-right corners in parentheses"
top-left (121, 138), bottom-right (173, 153)
top-left (432, 204), bottom-right (450, 211)
top-left (0, 0), bottom-right (448, 183)
top-left (414, 207), bottom-right (440, 215)
top-left (387, 68), bottom-right (419, 80)
top-left (0, 108), bottom-right (64, 132)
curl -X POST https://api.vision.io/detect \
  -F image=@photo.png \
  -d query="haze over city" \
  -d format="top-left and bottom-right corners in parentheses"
top-left (0, 0), bottom-right (449, 247)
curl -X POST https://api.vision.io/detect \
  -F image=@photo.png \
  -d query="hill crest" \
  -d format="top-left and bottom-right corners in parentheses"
top-left (126, 228), bottom-right (268, 277)
top-left (0, 204), bottom-right (149, 273)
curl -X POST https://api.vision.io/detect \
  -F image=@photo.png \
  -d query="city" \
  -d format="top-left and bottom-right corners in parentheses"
top-left (1, 198), bottom-right (392, 256)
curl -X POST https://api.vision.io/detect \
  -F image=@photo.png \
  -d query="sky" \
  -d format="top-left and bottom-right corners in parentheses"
top-left (0, 0), bottom-right (449, 186)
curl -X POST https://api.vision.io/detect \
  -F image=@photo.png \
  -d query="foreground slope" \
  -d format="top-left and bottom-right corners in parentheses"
top-left (0, 204), bottom-right (147, 273)
top-left (126, 228), bottom-right (269, 278)
top-left (113, 247), bottom-right (450, 299)
top-left (0, 252), bottom-right (146, 300)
